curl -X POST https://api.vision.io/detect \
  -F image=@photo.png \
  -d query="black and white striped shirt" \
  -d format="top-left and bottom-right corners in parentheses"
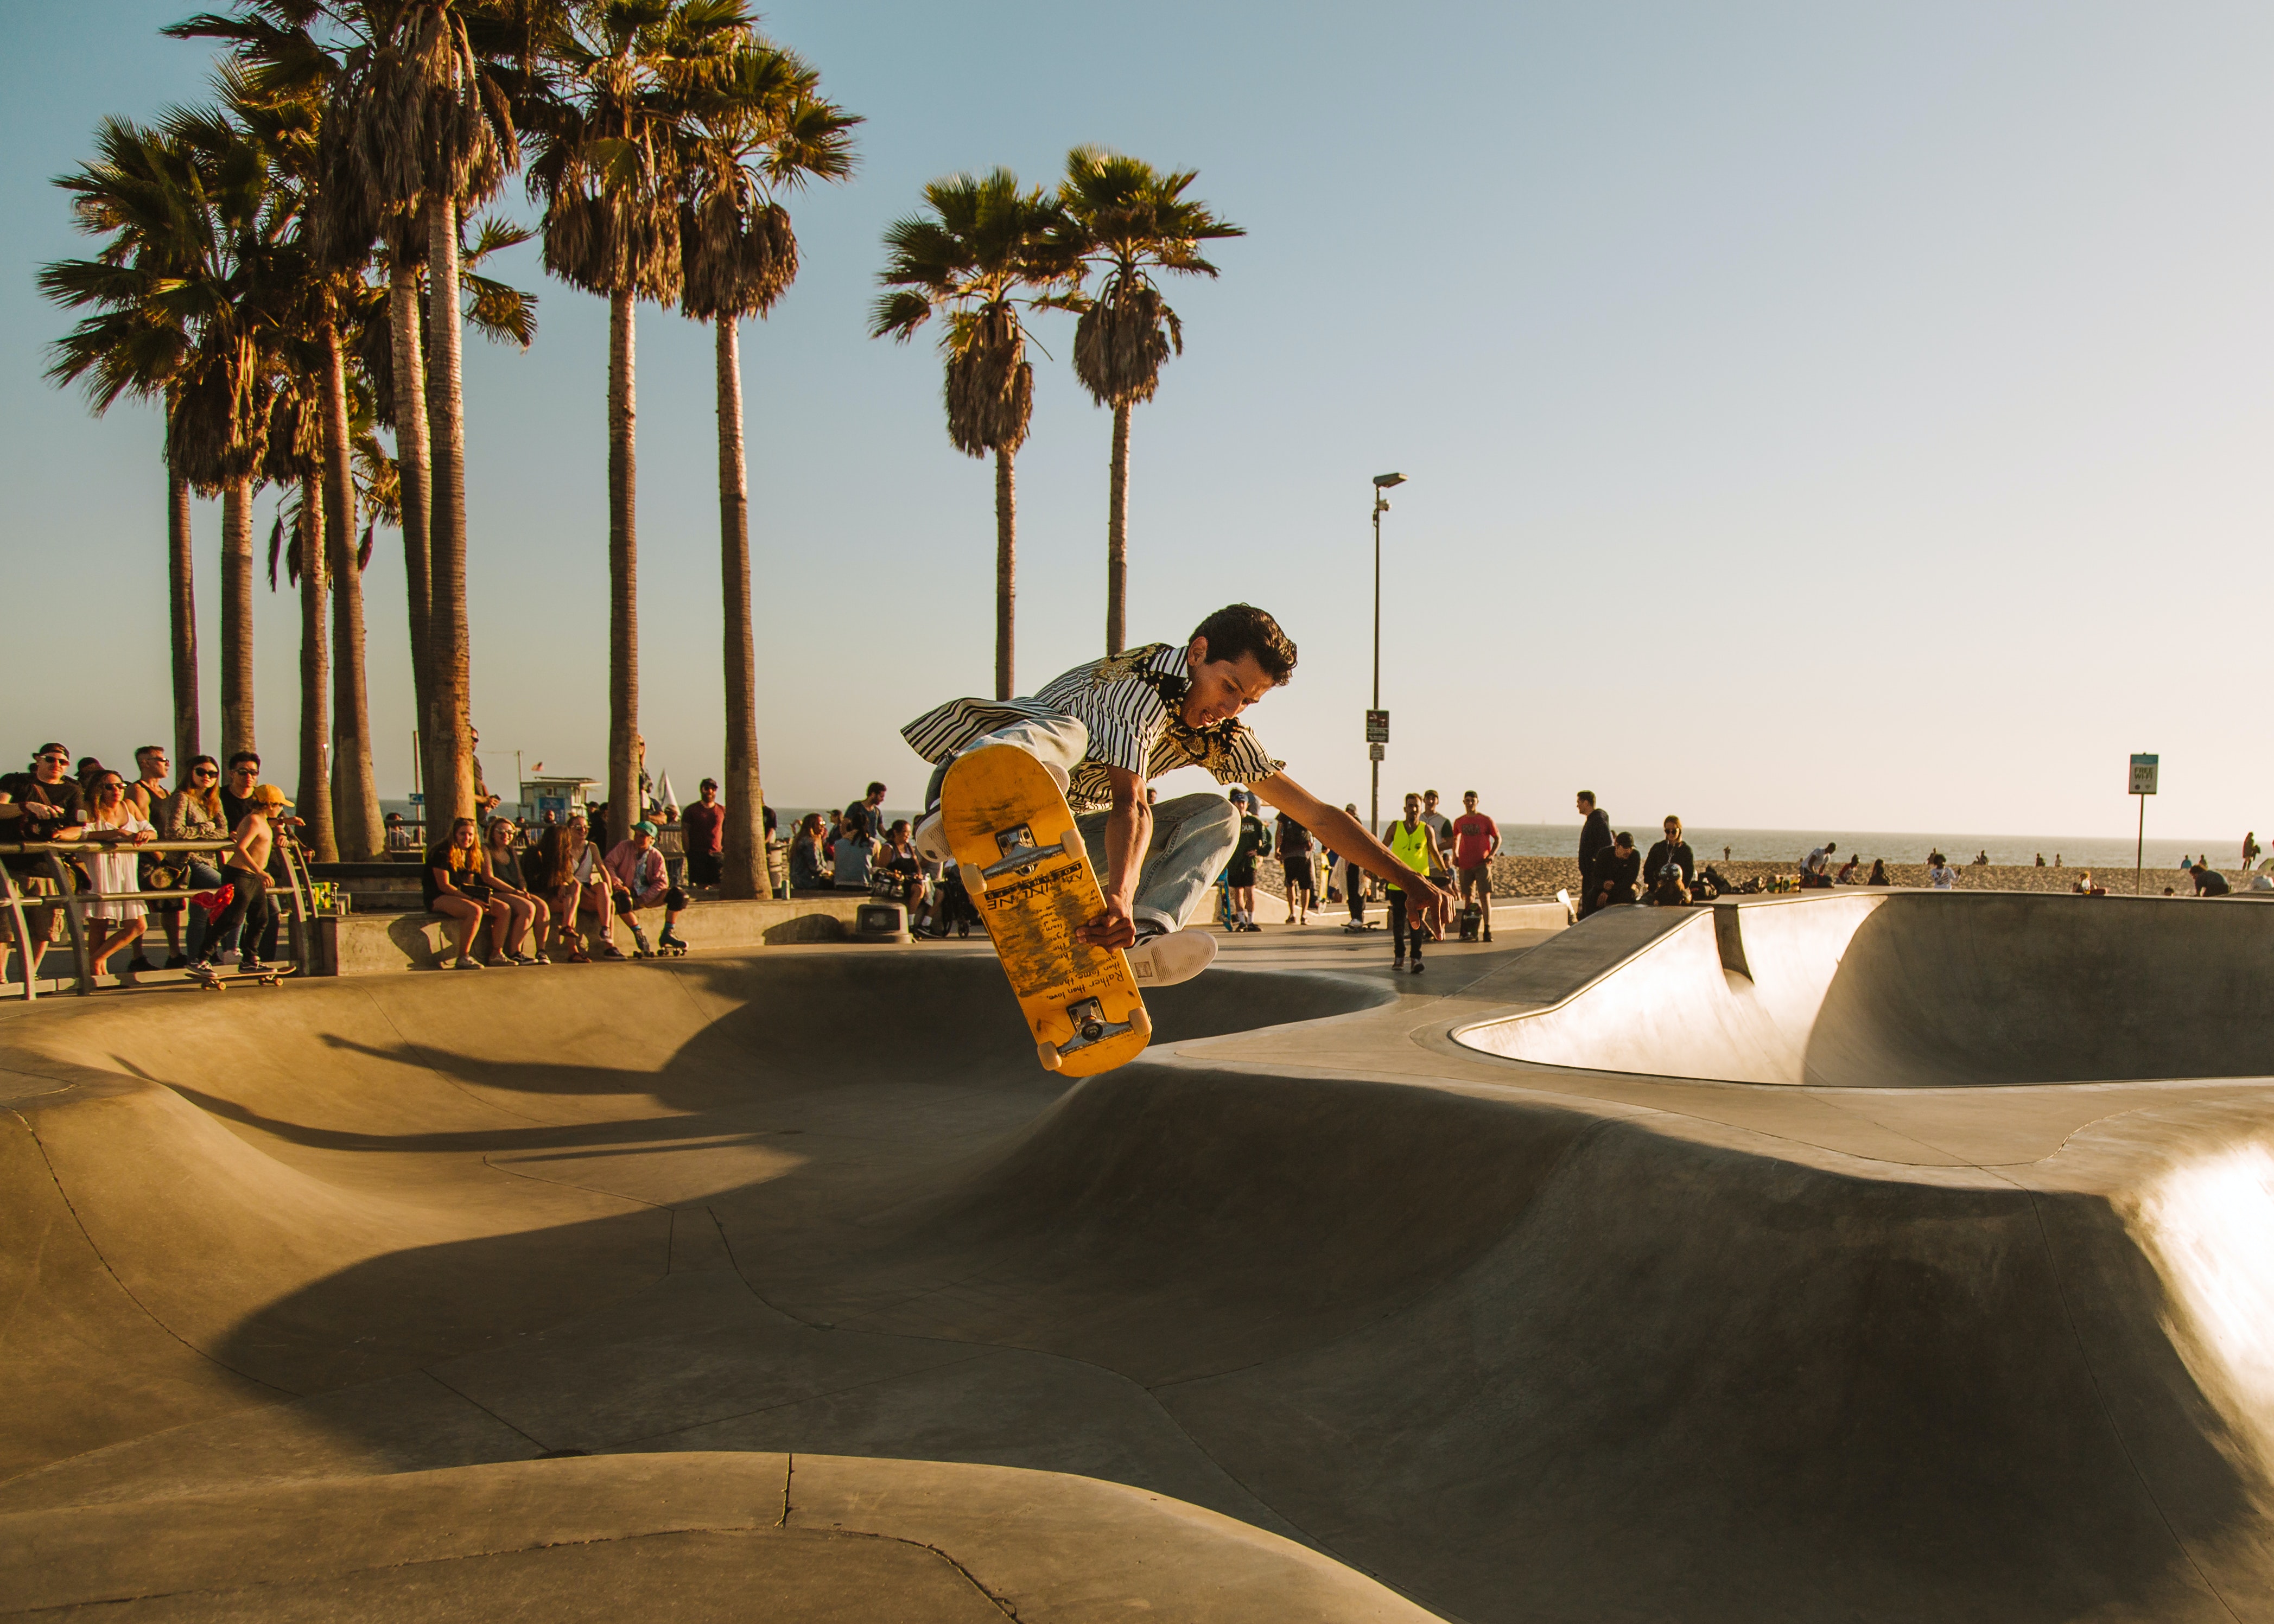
top-left (902, 642), bottom-right (1282, 812)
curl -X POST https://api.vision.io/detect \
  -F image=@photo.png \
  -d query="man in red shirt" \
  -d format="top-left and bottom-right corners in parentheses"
top-left (1450, 789), bottom-right (1502, 942)
top-left (681, 778), bottom-right (725, 888)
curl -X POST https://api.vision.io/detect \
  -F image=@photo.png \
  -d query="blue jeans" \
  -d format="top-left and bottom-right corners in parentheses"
top-left (926, 714), bottom-right (1240, 934)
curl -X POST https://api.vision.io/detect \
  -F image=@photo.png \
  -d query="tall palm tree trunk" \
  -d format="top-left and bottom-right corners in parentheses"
top-left (220, 478), bottom-right (256, 763)
top-left (389, 266), bottom-right (437, 810)
top-left (607, 289), bottom-right (640, 841)
top-left (715, 317), bottom-right (764, 899)
top-left (296, 483), bottom-right (339, 864)
top-left (322, 320), bottom-right (382, 862)
top-left (424, 196), bottom-right (475, 829)
top-left (167, 466), bottom-right (200, 765)
top-left (1104, 402), bottom-right (1129, 657)
top-left (994, 448), bottom-right (1016, 700)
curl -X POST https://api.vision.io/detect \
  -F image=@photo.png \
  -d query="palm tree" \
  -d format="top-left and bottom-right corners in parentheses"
top-left (185, 0), bottom-right (529, 832)
top-left (680, 42), bottom-right (857, 899)
top-left (41, 118), bottom-right (208, 770)
top-left (873, 170), bottom-right (1078, 699)
top-left (261, 375), bottom-right (339, 864)
top-left (530, 0), bottom-right (746, 839)
top-left (1057, 148), bottom-right (1242, 655)
top-left (47, 100), bottom-right (281, 768)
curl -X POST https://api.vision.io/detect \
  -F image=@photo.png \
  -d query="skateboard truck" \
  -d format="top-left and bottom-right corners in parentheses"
top-left (1037, 997), bottom-right (1150, 1073)
top-left (964, 826), bottom-right (1085, 891)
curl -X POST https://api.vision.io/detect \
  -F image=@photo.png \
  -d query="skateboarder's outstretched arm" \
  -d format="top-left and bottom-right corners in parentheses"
top-left (1072, 766), bottom-right (1152, 952)
top-left (1250, 773), bottom-right (1456, 937)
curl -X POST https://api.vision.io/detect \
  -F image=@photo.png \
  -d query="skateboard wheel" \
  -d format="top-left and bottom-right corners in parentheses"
top-left (959, 861), bottom-right (988, 896)
top-left (1059, 829), bottom-right (1083, 861)
top-left (1130, 1007), bottom-right (1152, 1038)
top-left (1036, 1039), bottom-right (1063, 1072)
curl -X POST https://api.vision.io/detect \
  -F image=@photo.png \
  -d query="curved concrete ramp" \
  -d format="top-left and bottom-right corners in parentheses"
top-left (9, 933), bottom-right (2274, 1621)
top-left (1, 1453), bottom-right (1435, 1621)
top-left (1455, 891), bottom-right (2274, 1086)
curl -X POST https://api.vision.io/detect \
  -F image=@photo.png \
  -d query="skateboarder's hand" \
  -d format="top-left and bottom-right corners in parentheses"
top-left (1076, 897), bottom-right (1140, 951)
top-left (1408, 881), bottom-right (1456, 939)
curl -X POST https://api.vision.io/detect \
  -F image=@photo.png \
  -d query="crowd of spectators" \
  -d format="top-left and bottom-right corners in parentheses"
top-left (0, 740), bottom-right (295, 982)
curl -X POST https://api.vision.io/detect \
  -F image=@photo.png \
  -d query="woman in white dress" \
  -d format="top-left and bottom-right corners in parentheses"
top-left (79, 770), bottom-right (156, 976)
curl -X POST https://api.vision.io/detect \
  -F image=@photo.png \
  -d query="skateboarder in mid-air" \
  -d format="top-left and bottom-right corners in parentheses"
top-left (906, 603), bottom-right (1457, 986)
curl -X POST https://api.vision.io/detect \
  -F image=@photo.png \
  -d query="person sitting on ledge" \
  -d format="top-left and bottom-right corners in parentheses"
top-left (832, 813), bottom-right (878, 892)
top-left (604, 820), bottom-right (690, 955)
top-left (789, 813), bottom-right (833, 893)
top-left (2191, 861), bottom-right (2231, 897)
top-left (423, 814), bottom-right (524, 969)
top-left (1867, 858), bottom-right (1891, 886)
top-left (555, 814), bottom-right (616, 960)
top-left (484, 818), bottom-right (551, 964)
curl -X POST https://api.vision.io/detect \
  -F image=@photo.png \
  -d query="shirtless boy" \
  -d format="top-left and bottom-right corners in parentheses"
top-left (192, 784), bottom-right (289, 977)
top-left (905, 603), bottom-right (1455, 986)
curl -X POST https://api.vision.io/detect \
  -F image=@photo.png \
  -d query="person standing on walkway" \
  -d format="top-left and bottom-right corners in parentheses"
top-left (1224, 789), bottom-right (1271, 931)
top-left (1388, 792), bottom-right (1447, 973)
top-left (681, 780), bottom-right (725, 888)
top-left (1275, 810), bottom-right (1317, 925)
top-left (1576, 792), bottom-right (1612, 917)
top-left (1450, 790), bottom-right (1501, 942)
top-left (1419, 791), bottom-right (1456, 889)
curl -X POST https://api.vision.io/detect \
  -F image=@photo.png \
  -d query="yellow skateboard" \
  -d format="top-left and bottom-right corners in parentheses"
top-left (942, 745), bottom-right (1151, 1075)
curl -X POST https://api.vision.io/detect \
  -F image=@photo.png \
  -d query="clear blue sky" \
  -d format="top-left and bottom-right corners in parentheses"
top-left (5, 1), bottom-right (2268, 841)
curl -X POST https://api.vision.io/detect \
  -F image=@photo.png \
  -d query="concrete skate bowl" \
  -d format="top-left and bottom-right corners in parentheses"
top-left (10, 939), bottom-right (2274, 1622)
top-left (1453, 889), bottom-right (2274, 1087)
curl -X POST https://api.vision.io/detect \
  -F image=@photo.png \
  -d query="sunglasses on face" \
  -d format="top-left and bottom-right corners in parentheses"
top-left (38, 754), bottom-right (67, 765)
top-left (193, 769), bottom-right (217, 780)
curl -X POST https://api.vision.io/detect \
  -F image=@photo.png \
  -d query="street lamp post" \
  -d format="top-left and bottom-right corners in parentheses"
top-left (1369, 472), bottom-right (1406, 837)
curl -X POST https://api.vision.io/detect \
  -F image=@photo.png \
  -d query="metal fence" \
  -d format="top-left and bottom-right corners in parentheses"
top-left (1, 837), bottom-right (318, 1001)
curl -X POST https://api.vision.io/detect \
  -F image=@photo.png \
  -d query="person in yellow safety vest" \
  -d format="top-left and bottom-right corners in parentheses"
top-left (1387, 792), bottom-right (1447, 974)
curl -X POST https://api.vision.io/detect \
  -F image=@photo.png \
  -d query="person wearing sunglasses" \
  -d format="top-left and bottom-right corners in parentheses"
top-left (1, 743), bottom-right (90, 984)
top-left (78, 772), bottom-right (156, 979)
top-left (154, 755), bottom-right (231, 966)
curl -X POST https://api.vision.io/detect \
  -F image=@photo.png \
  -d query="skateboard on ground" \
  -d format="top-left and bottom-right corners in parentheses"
top-left (191, 963), bottom-right (296, 991)
top-left (941, 745), bottom-right (1151, 1076)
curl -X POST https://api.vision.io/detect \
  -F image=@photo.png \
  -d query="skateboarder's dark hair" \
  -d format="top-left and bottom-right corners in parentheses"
top-left (1192, 604), bottom-right (1297, 684)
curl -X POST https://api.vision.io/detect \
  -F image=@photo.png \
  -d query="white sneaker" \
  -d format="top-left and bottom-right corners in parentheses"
top-left (1124, 928), bottom-right (1216, 988)
top-left (913, 807), bottom-right (952, 863)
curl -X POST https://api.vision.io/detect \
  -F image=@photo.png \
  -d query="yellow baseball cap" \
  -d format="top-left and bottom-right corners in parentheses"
top-left (250, 784), bottom-right (293, 808)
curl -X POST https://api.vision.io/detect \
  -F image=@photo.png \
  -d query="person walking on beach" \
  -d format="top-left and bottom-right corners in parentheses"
top-left (1387, 792), bottom-right (1447, 972)
top-left (1450, 790), bottom-right (1501, 942)
top-left (2245, 832), bottom-right (2262, 872)
top-left (1576, 792), bottom-right (1612, 918)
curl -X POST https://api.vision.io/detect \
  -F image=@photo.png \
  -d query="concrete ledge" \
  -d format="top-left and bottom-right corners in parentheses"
top-left (327, 896), bottom-right (868, 974)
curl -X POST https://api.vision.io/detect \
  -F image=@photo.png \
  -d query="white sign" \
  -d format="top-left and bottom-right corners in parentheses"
top-left (1367, 742), bottom-right (1385, 762)
top-left (2129, 754), bottom-right (2159, 796)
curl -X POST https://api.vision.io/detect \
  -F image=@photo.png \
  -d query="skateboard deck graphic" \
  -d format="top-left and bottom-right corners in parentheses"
top-left (942, 746), bottom-right (1151, 1076)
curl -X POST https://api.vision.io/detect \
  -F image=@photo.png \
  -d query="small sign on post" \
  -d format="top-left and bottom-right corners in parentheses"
top-left (2130, 753), bottom-right (2159, 894)
top-left (1364, 709), bottom-right (1390, 744)
top-left (1367, 742), bottom-right (1385, 762)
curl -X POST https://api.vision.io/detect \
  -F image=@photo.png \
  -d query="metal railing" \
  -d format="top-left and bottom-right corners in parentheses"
top-left (0, 837), bottom-right (317, 1001)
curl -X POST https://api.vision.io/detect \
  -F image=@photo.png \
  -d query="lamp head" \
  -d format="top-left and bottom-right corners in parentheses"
top-left (1373, 472), bottom-right (1407, 489)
